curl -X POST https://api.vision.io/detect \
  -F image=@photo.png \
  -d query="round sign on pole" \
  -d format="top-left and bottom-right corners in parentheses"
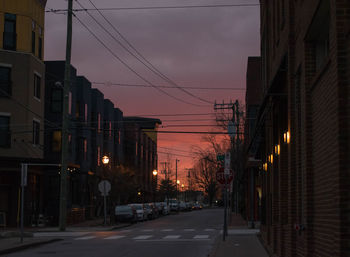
top-left (98, 180), bottom-right (111, 196)
top-left (216, 168), bottom-right (234, 185)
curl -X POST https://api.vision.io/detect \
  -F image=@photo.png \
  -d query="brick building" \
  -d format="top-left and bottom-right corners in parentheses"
top-left (247, 1), bottom-right (350, 256)
top-left (244, 56), bottom-right (263, 228)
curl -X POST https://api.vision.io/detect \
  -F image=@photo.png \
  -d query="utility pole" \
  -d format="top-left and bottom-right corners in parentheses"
top-left (175, 159), bottom-right (179, 201)
top-left (59, 0), bottom-right (73, 232)
top-left (234, 100), bottom-right (241, 214)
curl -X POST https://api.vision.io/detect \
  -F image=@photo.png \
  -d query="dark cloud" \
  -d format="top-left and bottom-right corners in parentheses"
top-left (45, 0), bottom-right (260, 168)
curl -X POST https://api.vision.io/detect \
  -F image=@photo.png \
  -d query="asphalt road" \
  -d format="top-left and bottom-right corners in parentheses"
top-left (7, 208), bottom-right (224, 257)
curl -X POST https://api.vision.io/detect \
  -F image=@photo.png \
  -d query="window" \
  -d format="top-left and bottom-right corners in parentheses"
top-left (38, 37), bottom-right (42, 59)
top-left (83, 139), bottom-right (87, 160)
top-left (34, 73), bottom-right (41, 99)
top-left (68, 92), bottom-right (72, 114)
top-left (31, 31), bottom-right (35, 54)
top-left (97, 146), bottom-right (101, 166)
top-left (52, 130), bottom-right (61, 152)
top-left (97, 113), bottom-right (101, 133)
top-left (0, 66), bottom-right (11, 96)
top-left (3, 13), bottom-right (16, 51)
top-left (51, 89), bottom-right (62, 112)
top-left (32, 120), bottom-right (40, 145)
top-left (305, 0), bottom-right (330, 71)
top-left (84, 104), bottom-right (88, 123)
top-left (0, 115), bottom-right (10, 148)
top-left (75, 101), bottom-right (80, 118)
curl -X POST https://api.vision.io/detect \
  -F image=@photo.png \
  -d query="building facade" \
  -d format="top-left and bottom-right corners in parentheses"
top-left (247, 1), bottom-right (350, 256)
top-left (0, 0), bottom-right (47, 226)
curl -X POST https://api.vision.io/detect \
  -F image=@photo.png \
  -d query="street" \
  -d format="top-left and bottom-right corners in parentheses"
top-left (6, 209), bottom-right (223, 257)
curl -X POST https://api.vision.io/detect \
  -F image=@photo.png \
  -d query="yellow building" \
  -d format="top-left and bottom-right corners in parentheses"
top-left (0, 0), bottom-right (47, 227)
top-left (0, 0), bottom-right (46, 58)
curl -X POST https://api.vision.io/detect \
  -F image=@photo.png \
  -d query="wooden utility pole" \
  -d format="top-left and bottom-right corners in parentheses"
top-left (59, 0), bottom-right (73, 231)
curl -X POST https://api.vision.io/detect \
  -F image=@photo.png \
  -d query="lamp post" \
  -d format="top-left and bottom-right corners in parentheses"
top-left (152, 170), bottom-right (158, 202)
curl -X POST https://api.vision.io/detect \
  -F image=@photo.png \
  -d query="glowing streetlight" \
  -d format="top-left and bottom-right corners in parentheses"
top-left (102, 156), bottom-right (110, 165)
top-left (177, 180), bottom-right (180, 185)
top-left (152, 169), bottom-right (158, 176)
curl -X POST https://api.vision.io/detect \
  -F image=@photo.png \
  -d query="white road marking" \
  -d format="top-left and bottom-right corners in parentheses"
top-left (133, 235), bottom-right (153, 240)
top-left (120, 229), bottom-right (132, 233)
top-left (142, 229), bottom-right (154, 232)
top-left (104, 235), bottom-right (126, 240)
top-left (161, 229), bottom-right (174, 232)
top-left (193, 235), bottom-right (209, 239)
top-left (204, 229), bottom-right (215, 232)
top-left (163, 235), bottom-right (181, 239)
top-left (34, 232), bottom-right (90, 237)
top-left (75, 236), bottom-right (96, 240)
top-left (184, 229), bottom-right (195, 232)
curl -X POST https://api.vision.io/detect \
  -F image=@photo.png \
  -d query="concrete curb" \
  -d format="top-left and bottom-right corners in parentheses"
top-left (208, 234), bottom-right (223, 257)
top-left (0, 238), bottom-right (62, 256)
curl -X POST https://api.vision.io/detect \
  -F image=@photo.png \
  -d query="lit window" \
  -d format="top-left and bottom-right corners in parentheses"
top-left (52, 130), bottom-right (61, 152)
top-left (97, 146), bottom-right (101, 166)
top-left (109, 121), bottom-right (112, 137)
top-left (84, 139), bottom-right (87, 160)
top-left (97, 113), bottom-right (101, 133)
top-left (85, 104), bottom-right (88, 123)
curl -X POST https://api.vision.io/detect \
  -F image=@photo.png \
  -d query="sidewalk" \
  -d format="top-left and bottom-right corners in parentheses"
top-left (0, 218), bottom-right (129, 255)
top-left (210, 212), bottom-right (269, 257)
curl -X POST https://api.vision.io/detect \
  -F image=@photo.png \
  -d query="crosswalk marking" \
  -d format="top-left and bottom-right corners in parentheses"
top-left (163, 235), bottom-right (181, 239)
top-left (193, 235), bottom-right (209, 239)
top-left (34, 232), bottom-right (90, 237)
top-left (204, 229), bottom-right (215, 232)
top-left (133, 235), bottom-right (153, 240)
top-left (142, 229), bottom-right (154, 232)
top-left (104, 235), bottom-right (126, 240)
top-left (184, 229), bottom-right (195, 232)
top-left (75, 236), bottom-right (96, 240)
top-left (161, 229), bottom-right (174, 232)
top-left (120, 229), bottom-right (133, 233)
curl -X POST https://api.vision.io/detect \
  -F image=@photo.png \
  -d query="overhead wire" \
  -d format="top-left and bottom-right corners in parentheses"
top-left (46, 3), bottom-right (260, 13)
top-left (73, 13), bottom-right (208, 107)
top-left (93, 81), bottom-right (245, 91)
top-left (83, 0), bottom-right (213, 105)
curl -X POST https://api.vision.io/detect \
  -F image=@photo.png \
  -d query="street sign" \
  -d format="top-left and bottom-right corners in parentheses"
top-left (217, 154), bottom-right (225, 162)
top-left (98, 180), bottom-right (111, 196)
top-left (216, 168), bottom-right (234, 184)
top-left (224, 152), bottom-right (231, 174)
top-left (21, 164), bottom-right (27, 187)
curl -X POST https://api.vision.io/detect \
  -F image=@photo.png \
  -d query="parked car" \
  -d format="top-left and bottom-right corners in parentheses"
top-left (115, 205), bottom-right (137, 223)
top-left (169, 199), bottom-right (179, 212)
top-left (193, 202), bottom-right (203, 210)
top-left (162, 203), bottom-right (170, 215)
top-left (185, 202), bottom-right (193, 211)
top-left (179, 201), bottom-right (187, 211)
top-left (155, 202), bottom-right (165, 215)
top-left (129, 204), bottom-right (147, 221)
top-left (143, 203), bottom-right (155, 220)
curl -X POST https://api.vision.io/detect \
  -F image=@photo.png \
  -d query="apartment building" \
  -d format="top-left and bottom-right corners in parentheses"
top-left (0, 0), bottom-right (47, 226)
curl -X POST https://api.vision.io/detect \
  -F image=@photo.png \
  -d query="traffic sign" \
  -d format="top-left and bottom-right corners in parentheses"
top-left (98, 180), bottom-right (111, 196)
top-left (216, 168), bottom-right (234, 184)
top-left (217, 154), bottom-right (225, 162)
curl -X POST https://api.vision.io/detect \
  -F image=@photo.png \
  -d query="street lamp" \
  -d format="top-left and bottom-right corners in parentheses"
top-left (177, 180), bottom-right (180, 185)
top-left (102, 155), bottom-right (110, 165)
top-left (152, 169), bottom-right (158, 176)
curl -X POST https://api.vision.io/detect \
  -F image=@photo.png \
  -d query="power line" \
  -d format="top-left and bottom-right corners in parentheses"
top-left (46, 3), bottom-right (260, 13)
top-left (127, 113), bottom-right (216, 117)
top-left (73, 13), bottom-right (208, 107)
top-left (158, 151), bottom-right (193, 158)
top-left (82, 0), bottom-right (212, 104)
top-left (93, 81), bottom-right (245, 91)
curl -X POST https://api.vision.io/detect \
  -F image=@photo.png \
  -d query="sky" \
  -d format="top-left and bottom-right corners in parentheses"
top-left (44, 0), bottom-right (260, 185)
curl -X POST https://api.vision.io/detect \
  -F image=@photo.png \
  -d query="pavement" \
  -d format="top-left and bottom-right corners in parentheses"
top-left (209, 213), bottom-right (270, 257)
top-left (0, 218), bottom-right (130, 256)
